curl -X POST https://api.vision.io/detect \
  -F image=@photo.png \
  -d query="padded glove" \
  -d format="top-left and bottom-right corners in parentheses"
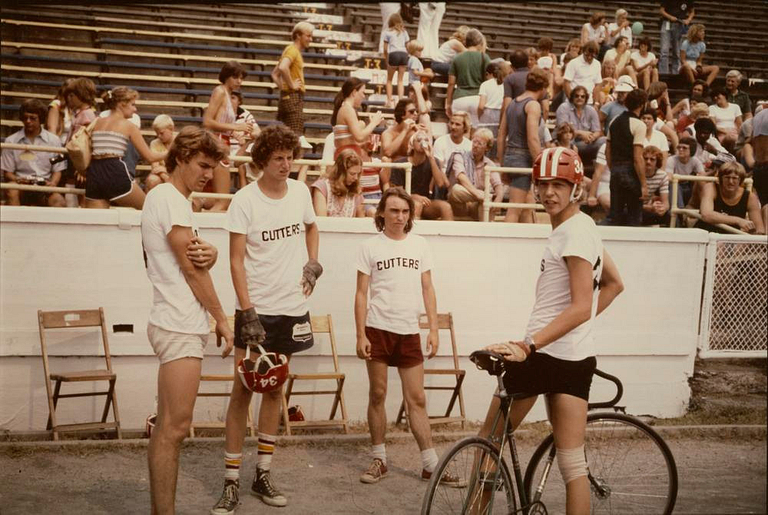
top-left (238, 307), bottom-right (266, 348)
top-left (301, 259), bottom-right (323, 296)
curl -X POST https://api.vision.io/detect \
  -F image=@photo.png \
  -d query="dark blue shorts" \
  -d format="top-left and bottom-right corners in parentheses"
top-left (85, 157), bottom-right (133, 201)
top-left (388, 51), bottom-right (409, 67)
top-left (502, 353), bottom-right (597, 401)
top-left (234, 310), bottom-right (314, 354)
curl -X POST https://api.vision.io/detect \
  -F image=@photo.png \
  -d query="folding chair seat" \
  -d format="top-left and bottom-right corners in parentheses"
top-left (37, 308), bottom-right (122, 441)
top-left (396, 313), bottom-right (466, 429)
top-left (281, 315), bottom-right (349, 435)
top-left (189, 316), bottom-right (255, 437)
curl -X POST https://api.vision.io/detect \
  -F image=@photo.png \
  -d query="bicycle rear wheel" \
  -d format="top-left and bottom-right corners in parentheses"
top-left (523, 412), bottom-right (678, 514)
top-left (422, 436), bottom-right (517, 515)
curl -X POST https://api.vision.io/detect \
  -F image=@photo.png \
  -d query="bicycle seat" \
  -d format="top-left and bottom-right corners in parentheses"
top-left (469, 350), bottom-right (506, 376)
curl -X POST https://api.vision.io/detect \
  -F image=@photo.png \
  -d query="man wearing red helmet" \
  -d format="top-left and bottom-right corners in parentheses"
top-left (481, 147), bottom-right (625, 515)
top-left (212, 125), bottom-right (322, 514)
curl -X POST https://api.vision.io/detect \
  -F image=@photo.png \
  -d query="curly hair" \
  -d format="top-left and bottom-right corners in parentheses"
top-left (327, 148), bottom-right (362, 198)
top-left (101, 87), bottom-right (139, 111)
top-left (65, 77), bottom-right (97, 105)
top-left (250, 124), bottom-right (300, 169)
top-left (165, 126), bottom-right (227, 174)
top-left (374, 187), bottom-right (415, 233)
top-left (525, 67), bottom-right (550, 92)
top-left (642, 145), bottom-right (664, 170)
top-left (687, 24), bottom-right (706, 43)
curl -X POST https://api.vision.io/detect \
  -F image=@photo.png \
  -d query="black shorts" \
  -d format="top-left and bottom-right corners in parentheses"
top-left (85, 158), bottom-right (133, 201)
top-left (388, 51), bottom-right (409, 67)
top-left (502, 353), bottom-right (597, 401)
top-left (752, 163), bottom-right (768, 206)
top-left (234, 310), bottom-right (314, 354)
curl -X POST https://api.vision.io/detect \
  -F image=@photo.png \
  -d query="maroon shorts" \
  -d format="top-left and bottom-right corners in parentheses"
top-left (365, 326), bottom-right (423, 368)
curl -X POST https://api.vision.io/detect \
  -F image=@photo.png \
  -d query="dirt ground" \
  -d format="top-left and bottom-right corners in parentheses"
top-left (1, 358), bottom-right (765, 514)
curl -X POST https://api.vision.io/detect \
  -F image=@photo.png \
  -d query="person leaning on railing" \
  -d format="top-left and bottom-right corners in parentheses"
top-left (1, 99), bottom-right (67, 207)
top-left (695, 162), bottom-right (765, 234)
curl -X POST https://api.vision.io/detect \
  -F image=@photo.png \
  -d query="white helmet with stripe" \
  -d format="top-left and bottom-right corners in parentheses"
top-left (533, 147), bottom-right (584, 202)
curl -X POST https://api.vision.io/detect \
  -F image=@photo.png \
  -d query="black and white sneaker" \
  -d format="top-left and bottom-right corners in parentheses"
top-left (251, 468), bottom-right (287, 507)
top-left (211, 479), bottom-right (240, 515)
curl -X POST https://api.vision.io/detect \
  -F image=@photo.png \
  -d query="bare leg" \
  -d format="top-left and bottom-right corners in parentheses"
top-left (386, 66), bottom-right (396, 107)
top-left (681, 64), bottom-right (695, 85)
top-left (5, 189), bottom-right (21, 206)
top-left (47, 193), bottom-right (66, 207)
top-left (703, 65), bottom-right (720, 86)
top-left (504, 186), bottom-right (530, 223)
top-left (548, 393), bottom-right (589, 515)
top-left (398, 364), bottom-right (432, 450)
top-left (148, 357), bottom-right (202, 515)
top-left (224, 346), bottom-right (254, 455)
top-left (422, 199), bottom-right (454, 220)
top-left (113, 183), bottom-right (146, 210)
top-left (210, 163), bottom-right (232, 211)
top-left (397, 66), bottom-right (406, 101)
top-left (85, 198), bottom-right (110, 209)
top-left (366, 360), bottom-right (389, 445)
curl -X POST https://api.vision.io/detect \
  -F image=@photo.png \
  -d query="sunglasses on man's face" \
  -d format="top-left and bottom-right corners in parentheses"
top-left (573, 94), bottom-right (587, 99)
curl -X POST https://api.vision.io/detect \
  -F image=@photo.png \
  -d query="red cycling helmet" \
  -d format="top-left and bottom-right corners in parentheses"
top-left (237, 345), bottom-right (289, 393)
top-left (533, 147), bottom-right (584, 202)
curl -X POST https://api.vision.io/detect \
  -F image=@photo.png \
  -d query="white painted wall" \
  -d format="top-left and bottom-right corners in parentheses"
top-left (0, 206), bottom-right (709, 432)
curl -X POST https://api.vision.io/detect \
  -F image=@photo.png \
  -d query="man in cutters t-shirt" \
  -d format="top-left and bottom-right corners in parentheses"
top-left (354, 187), bottom-right (462, 487)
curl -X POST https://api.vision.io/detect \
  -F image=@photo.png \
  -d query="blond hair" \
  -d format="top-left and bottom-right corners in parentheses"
top-left (406, 40), bottom-right (424, 55)
top-left (292, 21), bottom-right (314, 40)
top-left (152, 114), bottom-right (174, 132)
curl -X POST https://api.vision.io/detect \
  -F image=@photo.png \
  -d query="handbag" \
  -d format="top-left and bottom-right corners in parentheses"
top-left (65, 119), bottom-right (97, 173)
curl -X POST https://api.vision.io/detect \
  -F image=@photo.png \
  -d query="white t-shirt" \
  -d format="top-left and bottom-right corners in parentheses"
top-left (630, 51), bottom-right (656, 70)
top-left (563, 55), bottom-right (602, 102)
top-left (433, 134), bottom-right (471, 172)
top-left (141, 183), bottom-right (209, 335)
top-left (525, 212), bottom-right (604, 361)
top-left (643, 130), bottom-right (670, 152)
top-left (225, 179), bottom-right (316, 315)
top-left (356, 233), bottom-right (433, 335)
top-left (708, 103), bottom-right (742, 131)
top-left (608, 22), bottom-right (632, 46)
top-left (479, 78), bottom-right (504, 110)
top-left (582, 23), bottom-right (606, 44)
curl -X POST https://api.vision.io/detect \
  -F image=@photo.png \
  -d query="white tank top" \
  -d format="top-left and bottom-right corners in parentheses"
top-left (433, 40), bottom-right (458, 64)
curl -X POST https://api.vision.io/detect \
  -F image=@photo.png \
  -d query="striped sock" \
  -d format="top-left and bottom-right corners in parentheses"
top-left (255, 432), bottom-right (276, 472)
top-left (224, 451), bottom-right (242, 482)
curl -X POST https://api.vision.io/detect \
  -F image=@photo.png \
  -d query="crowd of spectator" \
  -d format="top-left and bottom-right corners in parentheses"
top-left (1, 2), bottom-right (766, 235)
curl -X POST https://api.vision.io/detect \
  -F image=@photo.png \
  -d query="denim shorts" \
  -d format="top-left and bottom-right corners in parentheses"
top-left (503, 150), bottom-right (533, 191)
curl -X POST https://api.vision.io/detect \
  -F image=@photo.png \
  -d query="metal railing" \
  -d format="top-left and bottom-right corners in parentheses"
top-left (481, 165), bottom-right (543, 222)
top-left (669, 173), bottom-right (754, 234)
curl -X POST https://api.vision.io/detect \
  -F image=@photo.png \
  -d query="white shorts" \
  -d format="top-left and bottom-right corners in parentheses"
top-left (147, 323), bottom-right (208, 364)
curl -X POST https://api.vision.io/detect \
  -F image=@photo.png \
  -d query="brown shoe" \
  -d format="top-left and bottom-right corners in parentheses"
top-left (421, 468), bottom-right (468, 488)
top-left (360, 458), bottom-right (388, 484)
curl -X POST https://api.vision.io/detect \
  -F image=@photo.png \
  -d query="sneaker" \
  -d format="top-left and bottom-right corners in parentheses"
top-left (360, 458), bottom-right (388, 484)
top-left (251, 469), bottom-right (287, 507)
top-left (421, 468), bottom-right (468, 488)
top-left (211, 480), bottom-right (240, 515)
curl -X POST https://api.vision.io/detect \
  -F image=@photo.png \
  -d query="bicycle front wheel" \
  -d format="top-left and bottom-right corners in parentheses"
top-left (422, 436), bottom-right (517, 515)
top-left (523, 412), bottom-right (678, 515)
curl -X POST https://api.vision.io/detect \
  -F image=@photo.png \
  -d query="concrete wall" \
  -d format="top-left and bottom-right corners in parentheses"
top-left (0, 206), bottom-right (709, 432)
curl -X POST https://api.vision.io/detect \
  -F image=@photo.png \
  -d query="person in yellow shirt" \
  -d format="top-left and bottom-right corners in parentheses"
top-left (272, 21), bottom-right (314, 135)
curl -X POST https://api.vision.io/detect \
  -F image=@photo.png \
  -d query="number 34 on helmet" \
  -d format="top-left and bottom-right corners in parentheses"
top-left (533, 147), bottom-right (584, 202)
top-left (238, 345), bottom-right (289, 393)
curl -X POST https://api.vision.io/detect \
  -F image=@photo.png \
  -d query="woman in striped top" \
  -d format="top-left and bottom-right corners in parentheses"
top-left (85, 87), bottom-right (167, 209)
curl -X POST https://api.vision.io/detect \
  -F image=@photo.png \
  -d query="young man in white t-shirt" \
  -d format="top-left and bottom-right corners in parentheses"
top-left (142, 126), bottom-right (235, 515)
top-left (481, 148), bottom-right (624, 515)
top-left (432, 112), bottom-right (472, 174)
top-left (212, 125), bottom-right (322, 514)
top-left (354, 187), bottom-right (461, 487)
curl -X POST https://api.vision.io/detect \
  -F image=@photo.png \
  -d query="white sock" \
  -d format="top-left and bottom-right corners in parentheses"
top-left (422, 448), bottom-right (439, 473)
top-left (372, 443), bottom-right (387, 465)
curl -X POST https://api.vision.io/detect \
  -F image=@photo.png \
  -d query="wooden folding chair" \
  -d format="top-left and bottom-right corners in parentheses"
top-left (37, 308), bottom-right (122, 441)
top-left (396, 313), bottom-right (466, 429)
top-left (189, 316), bottom-right (255, 437)
top-left (281, 315), bottom-right (349, 435)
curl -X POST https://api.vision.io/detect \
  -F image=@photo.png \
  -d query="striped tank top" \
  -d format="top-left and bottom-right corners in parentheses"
top-left (92, 131), bottom-right (129, 156)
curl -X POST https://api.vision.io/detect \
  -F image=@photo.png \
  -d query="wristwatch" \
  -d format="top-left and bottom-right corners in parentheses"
top-left (524, 335), bottom-right (537, 357)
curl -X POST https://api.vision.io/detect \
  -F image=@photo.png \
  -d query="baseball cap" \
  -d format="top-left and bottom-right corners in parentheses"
top-left (614, 75), bottom-right (637, 93)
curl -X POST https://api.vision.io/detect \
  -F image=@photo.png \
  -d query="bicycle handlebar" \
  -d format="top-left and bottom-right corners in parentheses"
top-left (588, 369), bottom-right (624, 409)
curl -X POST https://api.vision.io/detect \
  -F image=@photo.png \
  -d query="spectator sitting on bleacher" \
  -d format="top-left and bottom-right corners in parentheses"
top-left (673, 80), bottom-right (710, 121)
top-left (382, 12), bottom-right (410, 108)
top-left (331, 78), bottom-right (385, 161)
top-left (381, 99), bottom-right (421, 162)
top-left (603, 37), bottom-right (636, 86)
top-left (391, 130), bottom-right (453, 220)
top-left (631, 38), bottom-right (659, 91)
top-left (665, 136), bottom-right (704, 209)
top-left (562, 41), bottom-right (602, 106)
top-left (406, 40), bottom-right (434, 86)
top-left (1, 99), bottom-right (66, 207)
top-left (688, 117), bottom-right (725, 165)
top-left (85, 87), bottom-right (166, 210)
top-left (725, 70), bottom-right (753, 121)
top-left (272, 21), bottom-right (314, 135)
top-left (230, 90), bottom-right (260, 154)
top-left (203, 60), bottom-right (256, 210)
top-left (659, 0), bottom-right (696, 75)
top-left (676, 99), bottom-right (709, 139)
top-left (430, 25), bottom-right (469, 77)
top-left (46, 78), bottom-right (74, 145)
top-left (600, 75), bottom-right (633, 130)
top-left (641, 108), bottom-right (670, 168)
top-left (445, 28), bottom-right (490, 126)
top-left (555, 86), bottom-right (605, 167)
top-left (311, 148), bottom-right (365, 218)
top-left (598, 59), bottom-right (618, 103)
top-left (680, 24), bottom-right (719, 87)
top-left (695, 162), bottom-right (765, 234)
top-left (498, 67), bottom-right (549, 224)
top-left (445, 128), bottom-right (503, 220)
top-left (146, 114), bottom-right (176, 191)
top-left (640, 145), bottom-right (671, 226)
top-left (581, 11), bottom-right (609, 60)
top-left (433, 111), bottom-right (472, 174)
top-left (607, 9), bottom-right (633, 48)
top-left (560, 38), bottom-right (582, 69)
top-left (554, 122), bottom-right (579, 152)
top-left (708, 88), bottom-right (743, 145)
